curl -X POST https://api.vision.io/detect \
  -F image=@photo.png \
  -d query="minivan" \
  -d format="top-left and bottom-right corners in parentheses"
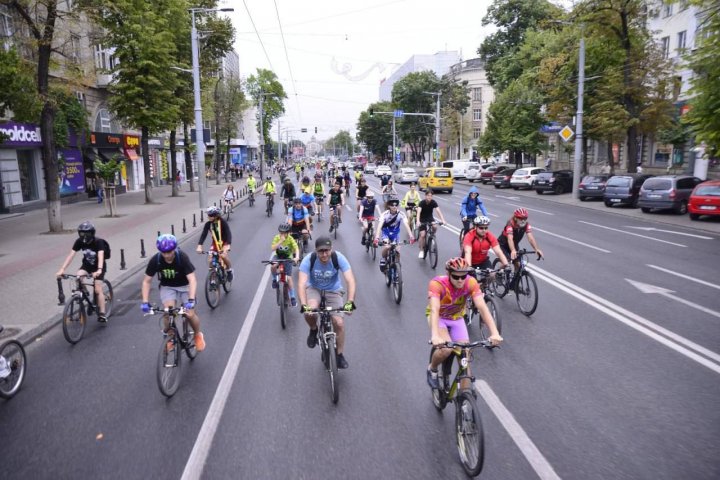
top-left (441, 160), bottom-right (472, 179)
top-left (603, 174), bottom-right (653, 208)
top-left (638, 175), bottom-right (704, 214)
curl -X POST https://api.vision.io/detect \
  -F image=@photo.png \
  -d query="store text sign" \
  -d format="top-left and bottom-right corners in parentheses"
top-left (0, 122), bottom-right (43, 147)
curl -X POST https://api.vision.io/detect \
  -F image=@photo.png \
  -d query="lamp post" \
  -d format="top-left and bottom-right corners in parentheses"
top-left (189, 6), bottom-right (233, 209)
top-left (571, 35), bottom-right (585, 199)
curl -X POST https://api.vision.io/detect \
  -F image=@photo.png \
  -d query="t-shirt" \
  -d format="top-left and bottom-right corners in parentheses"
top-left (288, 206), bottom-right (309, 224)
top-left (499, 220), bottom-right (532, 248)
top-left (300, 250), bottom-right (351, 291)
top-left (462, 230), bottom-right (499, 265)
top-left (145, 250), bottom-right (196, 287)
top-left (328, 188), bottom-right (344, 206)
top-left (72, 238), bottom-right (107, 272)
top-left (359, 198), bottom-right (377, 217)
top-left (272, 234), bottom-right (298, 258)
top-left (417, 199), bottom-right (439, 224)
top-left (379, 210), bottom-right (406, 233)
top-left (313, 183), bottom-right (325, 195)
top-left (357, 184), bottom-right (369, 198)
top-left (426, 275), bottom-right (482, 320)
top-left (198, 219), bottom-right (231, 249)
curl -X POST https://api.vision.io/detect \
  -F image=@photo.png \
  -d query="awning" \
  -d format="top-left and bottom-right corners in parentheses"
top-left (124, 148), bottom-right (140, 161)
top-left (98, 148), bottom-right (124, 163)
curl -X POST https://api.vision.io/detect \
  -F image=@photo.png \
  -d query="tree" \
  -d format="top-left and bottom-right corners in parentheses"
top-left (0, 47), bottom-right (40, 124)
top-left (325, 130), bottom-right (354, 157)
top-left (439, 76), bottom-right (471, 158)
top-left (212, 75), bottom-right (248, 183)
top-left (356, 101), bottom-right (393, 160)
top-left (246, 68), bottom-right (287, 147)
top-left (392, 71), bottom-right (440, 162)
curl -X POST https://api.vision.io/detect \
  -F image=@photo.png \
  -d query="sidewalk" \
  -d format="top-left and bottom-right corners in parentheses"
top-left (0, 180), bottom-right (247, 344)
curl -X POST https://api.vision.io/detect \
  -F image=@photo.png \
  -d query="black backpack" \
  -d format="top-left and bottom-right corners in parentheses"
top-left (98, 238), bottom-right (111, 260)
top-left (309, 251), bottom-right (340, 271)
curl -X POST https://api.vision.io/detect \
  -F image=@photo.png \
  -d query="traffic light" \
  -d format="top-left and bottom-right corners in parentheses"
top-left (369, 107), bottom-right (374, 117)
top-left (315, 127), bottom-right (317, 134)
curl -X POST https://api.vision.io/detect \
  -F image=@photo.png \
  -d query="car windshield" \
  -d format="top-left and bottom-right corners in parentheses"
top-left (643, 178), bottom-right (672, 191)
top-left (695, 185), bottom-right (720, 196)
top-left (583, 176), bottom-right (606, 182)
top-left (435, 170), bottom-right (451, 178)
top-left (468, 166), bottom-right (480, 171)
top-left (515, 169), bottom-right (529, 175)
top-left (607, 177), bottom-right (631, 187)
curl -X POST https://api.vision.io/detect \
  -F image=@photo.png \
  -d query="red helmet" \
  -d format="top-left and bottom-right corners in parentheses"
top-left (514, 208), bottom-right (529, 219)
top-left (445, 257), bottom-right (471, 273)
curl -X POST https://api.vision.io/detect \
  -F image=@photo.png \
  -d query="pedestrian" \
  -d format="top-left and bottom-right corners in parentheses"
top-left (97, 180), bottom-right (104, 204)
top-left (636, 163), bottom-right (643, 174)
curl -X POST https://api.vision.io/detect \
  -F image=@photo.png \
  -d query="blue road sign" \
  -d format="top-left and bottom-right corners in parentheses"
top-left (394, 109), bottom-right (404, 118)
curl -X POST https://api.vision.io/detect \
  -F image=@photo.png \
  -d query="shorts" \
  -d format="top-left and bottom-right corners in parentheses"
top-left (315, 195), bottom-right (325, 203)
top-left (271, 255), bottom-right (294, 275)
top-left (306, 287), bottom-right (344, 310)
top-left (160, 285), bottom-right (190, 305)
top-left (361, 216), bottom-right (375, 222)
top-left (291, 223), bottom-right (307, 235)
top-left (380, 229), bottom-right (399, 244)
top-left (427, 316), bottom-right (469, 342)
top-left (417, 221), bottom-right (435, 232)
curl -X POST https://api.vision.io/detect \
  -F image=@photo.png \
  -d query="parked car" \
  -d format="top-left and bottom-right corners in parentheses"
top-left (364, 163), bottom-right (377, 174)
top-left (603, 174), bottom-right (653, 208)
top-left (394, 167), bottom-right (419, 184)
top-left (578, 174), bottom-right (611, 200)
top-left (535, 170), bottom-right (573, 194)
top-left (493, 168), bottom-right (517, 188)
top-left (510, 167), bottom-right (545, 190)
top-left (688, 180), bottom-right (720, 220)
top-left (480, 165), bottom-right (510, 184)
top-left (418, 167), bottom-right (453, 193)
top-left (638, 175), bottom-right (704, 214)
top-left (375, 165), bottom-right (392, 177)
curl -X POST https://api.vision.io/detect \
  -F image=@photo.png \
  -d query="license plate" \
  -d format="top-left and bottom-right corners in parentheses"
top-left (537, 181), bottom-right (547, 185)
top-left (699, 205), bottom-right (716, 210)
top-left (611, 198), bottom-right (621, 203)
top-left (648, 194), bottom-right (661, 198)
top-left (587, 186), bottom-right (598, 189)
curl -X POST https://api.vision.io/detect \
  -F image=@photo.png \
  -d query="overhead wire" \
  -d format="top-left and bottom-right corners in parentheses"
top-left (273, 0), bottom-right (302, 122)
top-left (241, 0), bottom-right (275, 72)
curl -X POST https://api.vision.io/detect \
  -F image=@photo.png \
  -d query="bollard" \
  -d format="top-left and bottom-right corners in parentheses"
top-left (57, 278), bottom-right (65, 305)
top-left (171, 224), bottom-right (175, 236)
top-left (219, 199), bottom-right (223, 209)
top-left (183, 218), bottom-right (187, 233)
top-left (200, 210), bottom-right (204, 222)
top-left (140, 239), bottom-right (146, 258)
top-left (157, 231), bottom-right (161, 239)
top-left (120, 248), bottom-right (127, 270)
top-left (193, 213), bottom-right (197, 228)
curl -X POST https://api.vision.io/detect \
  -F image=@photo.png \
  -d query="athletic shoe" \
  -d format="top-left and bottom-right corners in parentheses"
top-left (336, 353), bottom-right (349, 369)
top-left (226, 269), bottom-right (234, 282)
top-left (427, 367), bottom-right (439, 389)
top-left (98, 313), bottom-right (108, 323)
top-left (379, 260), bottom-right (386, 273)
top-left (418, 251), bottom-right (425, 259)
top-left (195, 332), bottom-right (206, 352)
top-left (272, 276), bottom-right (278, 289)
top-left (290, 296), bottom-right (297, 307)
top-left (307, 328), bottom-right (318, 348)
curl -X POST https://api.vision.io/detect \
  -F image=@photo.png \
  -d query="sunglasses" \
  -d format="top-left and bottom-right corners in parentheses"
top-left (450, 273), bottom-right (468, 281)
top-left (317, 248), bottom-right (331, 254)
top-left (475, 226), bottom-right (488, 230)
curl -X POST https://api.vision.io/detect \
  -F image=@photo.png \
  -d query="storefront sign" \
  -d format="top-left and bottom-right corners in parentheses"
top-left (89, 131), bottom-right (123, 148)
top-left (124, 134), bottom-right (140, 149)
top-left (59, 149), bottom-right (86, 196)
top-left (0, 122), bottom-right (42, 147)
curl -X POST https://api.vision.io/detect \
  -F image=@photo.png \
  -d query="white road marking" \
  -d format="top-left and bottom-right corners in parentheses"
top-left (495, 195), bottom-right (520, 200)
top-left (506, 203), bottom-right (554, 215)
top-left (578, 221), bottom-right (687, 248)
top-left (476, 381), bottom-right (562, 480)
top-left (625, 226), bottom-right (714, 240)
top-left (646, 264), bottom-right (720, 291)
top-left (626, 279), bottom-right (720, 320)
top-left (181, 266), bottom-right (271, 480)
top-left (532, 227), bottom-right (611, 253)
top-left (529, 264), bottom-right (720, 373)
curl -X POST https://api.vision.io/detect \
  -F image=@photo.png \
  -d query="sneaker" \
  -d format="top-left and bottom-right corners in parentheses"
top-left (329, 225), bottom-right (334, 233)
top-left (307, 328), bottom-right (318, 348)
top-left (336, 353), bottom-right (349, 369)
top-left (361, 237), bottom-right (366, 246)
top-left (427, 367), bottom-right (439, 389)
top-left (418, 251), bottom-right (425, 259)
top-left (226, 269), bottom-right (234, 282)
top-left (379, 260), bottom-right (386, 273)
top-left (290, 296), bottom-right (297, 307)
top-left (272, 276), bottom-right (278, 289)
top-left (195, 332), bottom-right (206, 352)
top-left (98, 313), bottom-right (108, 323)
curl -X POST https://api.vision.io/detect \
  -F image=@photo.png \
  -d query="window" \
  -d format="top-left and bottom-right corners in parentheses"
top-left (94, 108), bottom-right (112, 132)
top-left (0, 5), bottom-right (13, 51)
top-left (677, 30), bottom-right (686, 55)
top-left (69, 34), bottom-right (81, 63)
top-left (472, 88), bottom-right (482, 102)
top-left (94, 44), bottom-right (116, 71)
top-left (473, 109), bottom-right (482, 121)
top-left (473, 128), bottom-right (481, 139)
top-left (663, 2), bottom-right (673, 17)
top-left (17, 150), bottom-right (38, 202)
top-left (660, 36), bottom-right (670, 59)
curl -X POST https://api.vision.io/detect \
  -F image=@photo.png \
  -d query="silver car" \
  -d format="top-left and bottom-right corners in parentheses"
top-left (394, 167), bottom-right (419, 184)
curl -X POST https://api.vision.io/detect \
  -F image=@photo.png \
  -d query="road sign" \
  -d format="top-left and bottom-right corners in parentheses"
top-left (559, 125), bottom-right (574, 142)
top-left (395, 153), bottom-right (401, 162)
top-left (301, 128), bottom-right (307, 133)
top-left (393, 109), bottom-right (404, 118)
top-left (387, 145), bottom-right (392, 153)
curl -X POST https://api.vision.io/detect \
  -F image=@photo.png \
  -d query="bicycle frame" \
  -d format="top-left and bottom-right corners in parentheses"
top-left (434, 342), bottom-right (483, 401)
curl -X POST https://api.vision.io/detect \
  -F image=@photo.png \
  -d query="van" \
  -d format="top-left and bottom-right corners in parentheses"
top-left (441, 160), bottom-right (472, 179)
top-left (419, 167), bottom-right (454, 194)
top-left (638, 175), bottom-right (703, 214)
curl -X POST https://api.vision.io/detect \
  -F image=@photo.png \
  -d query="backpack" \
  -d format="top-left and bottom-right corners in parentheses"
top-left (309, 251), bottom-right (340, 272)
top-left (99, 238), bottom-right (111, 260)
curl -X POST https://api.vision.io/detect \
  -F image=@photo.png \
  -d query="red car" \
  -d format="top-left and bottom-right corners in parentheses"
top-left (689, 180), bottom-right (720, 220)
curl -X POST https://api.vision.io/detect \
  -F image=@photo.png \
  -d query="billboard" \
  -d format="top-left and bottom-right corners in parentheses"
top-left (59, 149), bottom-right (86, 196)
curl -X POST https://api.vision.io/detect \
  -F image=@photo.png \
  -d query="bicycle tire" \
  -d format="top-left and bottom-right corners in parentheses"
top-left (515, 271), bottom-right (539, 316)
top-left (157, 333), bottom-right (182, 397)
top-left (62, 297), bottom-right (86, 344)
top-left (428, 236), bottom-right (438, 269)
top-left (371, 244), bottom-right (377, 261)
top-left (222, 269), bottom-right (232, 293)
top-left (385, 264), bottom-right (392, 287)
top-left (392, 265), bottom-right (403, 304)
top-left (205, 270), bottom-right (220, 309)
top-left (0, 339), bottom-right (26, 399)
top-left (279, 282), bottom-right (287, 330)
top-left (491, 259), bottom-right (509, 298)
top-left (327, 335), bottom-right (339, 404)
top-left (225, 207), bottom-right (231, 222)
top-left (429, 350), bottom-right (448, 411)
top-left (101, 280), bottom-right (114, 318)
top-left (182, 318), bottom-right (197, 360)
top-left (333, 217), bottom-right (338, 240)
top-left (455, 391), bottom-right (485, 477)
top-left (479, 296), bottom-right (501, 341)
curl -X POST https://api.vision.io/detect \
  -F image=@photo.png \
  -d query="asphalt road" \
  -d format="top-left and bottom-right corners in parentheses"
top-left (2, 173), bottom-right (719, 479)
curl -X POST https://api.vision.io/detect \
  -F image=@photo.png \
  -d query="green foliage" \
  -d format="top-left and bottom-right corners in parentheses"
top-left (246, 69), bottom-right (287, 146)
top-left (94, 157), bottom-right (122, 184)
top-left (392, 71), bottom-right (440, 153)
top-left (326, 130), bottom-right (354, 154)
top-left (53, 91), bottom-right (89, 149)
top-left (0, 47), bottom-right (40, 122)
top-left (356, 101), bottom-right (393, 159)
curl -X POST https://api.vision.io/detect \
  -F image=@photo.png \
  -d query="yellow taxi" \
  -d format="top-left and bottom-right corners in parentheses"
top-left (418, 167), bottom-right (454, 194)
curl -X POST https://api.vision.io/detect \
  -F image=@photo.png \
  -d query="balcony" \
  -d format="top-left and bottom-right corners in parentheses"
top-left (96, 73), bottom-right (114, 87)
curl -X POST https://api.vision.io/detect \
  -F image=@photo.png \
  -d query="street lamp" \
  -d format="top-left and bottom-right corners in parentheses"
top-left (256, 92), bottom-right (276, 180)
top-left (189, 6), bottom-right (234, 209)
top-left (423, 91), bottom-right (441, 166)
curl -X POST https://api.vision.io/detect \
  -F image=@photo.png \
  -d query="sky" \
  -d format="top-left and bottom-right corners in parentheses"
top-left (222, 0), bottom-right (497, 145)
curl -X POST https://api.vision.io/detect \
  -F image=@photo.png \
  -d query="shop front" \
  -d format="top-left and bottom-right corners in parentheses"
top-left (123, 134), bottom-right (143, 191)
top-left (0, 122), bottom-right (45, 212)
top-left (87, 131), bottom-right (127, 194)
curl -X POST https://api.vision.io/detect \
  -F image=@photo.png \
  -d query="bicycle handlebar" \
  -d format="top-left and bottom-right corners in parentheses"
top-left (515, 249), bottom-right (542, 261)
top-left (261, 259), bottom-right (296, 265)
top-left (428, 340), bottom-right (493, 349)
top-left (302, 307), bottom-right (350, 314)
top-left (144, 305), bottom-right (186, 316)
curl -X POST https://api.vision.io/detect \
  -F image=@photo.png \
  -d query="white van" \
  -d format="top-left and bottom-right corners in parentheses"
top-left (442, 160), bottom-right (473, 179)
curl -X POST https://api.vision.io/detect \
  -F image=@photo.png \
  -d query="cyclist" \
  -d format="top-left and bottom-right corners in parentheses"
top-left (280, 177), bottom-right (296, 211)
top-left (373, 195), bottom-right (415, 272)
top-left (196, 206), bottom-right (233, 281)
top-left (416, 190), bottom-right (447, 259)
top-left (56, 221), bottom-right (110, 322)
top-left (298, 236), bottom-right (357, 369)
top-left (343, 168), bottom-right (352, 193)
top-left (462, 216), bottom-right (509, 272)
top-left (270, 224), bottom-right (300, 307)
top-left (299, 190), bottom-right (316, 226)
top-left (401, 182), bottom-right (421, 225)
top-left (498, 207), bottom-right (544, 271)
top-left (334, 168), bottom-right (345, 190)
top-left (246, 173), bottom-right (257, 199)
top-left (357, 190), bottom-right (379, 245)
top-left (260, 176), bottom-right (276, 204)
top-left (312, 174), bottom-right (326, 218)
top-left (221, 184), bottom-right (237, 207)
top-left (353, 168), bottom-right (362, 184)
top-left (300, 176), bottom-right (312, 195)
top-left (141, 234), bottom-right (205, 352)
top-left (459, 186), bottom-right (488, 240)
top-left (327, 182), bottom-right (345, 232)
top-left (287, 197), bottom-right (311, 246)
top-left (294, 162), bottom-right (302, 180)
top-left (381, 179), bottom-right (398, 209)
top-left (379, 170), bottom-right (391, 187)
top-left (426, 257), bottom-right (502, 389)
top-left (355, 177), bottom-right (369, 210)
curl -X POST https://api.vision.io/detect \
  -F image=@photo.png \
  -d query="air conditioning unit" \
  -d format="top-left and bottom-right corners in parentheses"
top-left (648, 8), bottom-right (660, 18)
top-left (75, 91), bottom-right (85, 103)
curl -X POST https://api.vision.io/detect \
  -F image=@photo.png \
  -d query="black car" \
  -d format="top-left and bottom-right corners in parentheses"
top-left (492, 168), bottom-right (517, 188)
top-left (578, 174), bottom-right (611, 200)
top-left (535, 170), bottom-right (573, 194)
top-left (603, 174), bottom-right (653, 208)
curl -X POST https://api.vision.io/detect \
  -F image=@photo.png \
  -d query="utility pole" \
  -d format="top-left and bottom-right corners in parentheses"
top-left (258, 94), bottom-right (265, 180)
top-left (277, 120), bottom-right (281, 167)
top-left (572, 35), bottom-right (585, 199)
top-left (392, 116), bottom-right (396, 165)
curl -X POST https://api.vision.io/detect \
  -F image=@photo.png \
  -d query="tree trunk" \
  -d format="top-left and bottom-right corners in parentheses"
top-left (626, 124), bottom-right (639, 173)
top-left (141, 126), bottom-right (153, 203)
top-left (607, 142), bottom-right (615, 175)
top-left (183, 121), bottom-right (195, 192)
top-left (170, 129), bottom-right (178, 196)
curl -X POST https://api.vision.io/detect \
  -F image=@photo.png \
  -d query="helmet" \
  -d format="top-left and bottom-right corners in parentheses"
top-left (207, 205), bottom-right (221, 217)
top-left (387, 195), bottom-right (400, 207)
top-left (292, 197), bottom-right (302, 204)
top-left (284, 178), bottom-right (292, 183)
top-left (78, 221), bottom-right (96, 244)
top-left (156, 234), bottom-right (178, 253)
top-left (514, 208), bottom-right (529, 219)
top-left (315, 173), bottom-right (322, 179)
top-left (366, 190), bottom-right (375, 198)
top-left (278, 223), bottom-right (291, 233)
top-left (473, 216), bottom-right (491, 227)
top-left (445, 257), bottom-right (471, 273)
top-left (302, 176), bottom-right (310, 183)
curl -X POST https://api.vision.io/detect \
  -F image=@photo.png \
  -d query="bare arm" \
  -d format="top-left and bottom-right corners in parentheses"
top-left (526, 232), bottom-right (543, 258)
top-left (56, 250), bottom-right (76, 276)
top-left (297, 271), bottom-right (309, 305)
top-left (141, 275), bottom-right (153, 303)
top-left (187, 272), bottom-right (197, 300)
top-left (429, 296), bottom-right (443, 345)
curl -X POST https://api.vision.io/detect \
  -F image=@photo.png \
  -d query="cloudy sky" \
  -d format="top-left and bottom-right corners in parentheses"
top-left (224, 0), bottom-right (497, 144)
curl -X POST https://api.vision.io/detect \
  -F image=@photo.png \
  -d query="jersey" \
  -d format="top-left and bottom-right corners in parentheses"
top-left (288, 206), bottom-right (309, 225)
top-left (280, 183), bottom-right (296, 199)
top-left (356, 184), bottom-right (369, 199)
top-left (198, 219), bottom-right (232, 250)
top-left (272, 234), bottom-right (298, 259)
top-left (222, 188), bottom-right (236, 201)
top-left (359, 198), bottom-right (377, 218)
top-left (145, 250), bottom-right (196, 288)
top-left (379, 210), bottom-right (406, 235)
top-left (263, 180), bottom-right (276, 194)
top-left (462, 230), bottom-right (499, 266)
top-left (300, 183), bottom-right (313, 195)
top-left (499, 219), bottom-right (532, 249)
top-left (328, 188), bottom-right (344, 206)
top-left (401, 191), bottom-right (420, 208)
top-left (426, 275), bottom-right (482, 320)
top-left (246, 177), bottom-right (257, 191)
top-left (300, 250), bottom-right (351, 291)
top-left (313, 182), bottom-right (325, 196)
top-left (72, 238), bottom-right (108, 272)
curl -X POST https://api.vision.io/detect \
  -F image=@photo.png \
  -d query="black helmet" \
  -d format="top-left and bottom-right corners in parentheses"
top-left (293, 197), bottom-right (302, 204)
top-left (78, 221), bottom-right (96, 244)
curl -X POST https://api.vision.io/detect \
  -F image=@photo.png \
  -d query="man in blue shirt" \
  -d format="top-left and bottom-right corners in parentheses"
top-left (298, 236), bottom-right (357, 369)
top-left (287, 197), bottom-right (311, 245)
top-left (459, 186), bottom-right (489, 239)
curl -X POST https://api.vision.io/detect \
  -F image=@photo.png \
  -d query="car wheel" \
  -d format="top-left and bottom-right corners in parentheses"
top-left (447, 189), bottom-right (453, 194)
top-left (641, 207), bottom-right (651, 213)
top-left (690, 213), bottom-right (700, 221)
top-left (579, 196), bottom-right (586, 201)
top-left (554, 184), bottom-right (564, 194)
top-left (604, 200), bottom-right (612, 207)
top-left (536, 189), bottom-right (543, 195)
top-left (494, 185), bottom-right (500, 189)
top-left (675, 200), bottom-right (688, 215)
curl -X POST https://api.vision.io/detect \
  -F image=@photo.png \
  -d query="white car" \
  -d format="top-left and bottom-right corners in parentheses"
top-left (510, 167), bottom-right (546, 189)
top-left (465, 162), bottom-right (494, 182)
top-left (364, 163), bottom-right (377, 174)
top-left (394, 167), bottom-right (419, 184)
top-left (375, 165), bottom-right (392, 177)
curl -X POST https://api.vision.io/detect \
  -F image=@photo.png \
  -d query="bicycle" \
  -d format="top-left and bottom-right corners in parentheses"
top-left (145, 305), bottom-right (198, 397)
top-left (491, 249), bottom-right (540, 316)
top-left (201, 250), bottom-right (232, 309)
top-left (262, 259), bottom-right (294, 330)
top-left (429, 340), bottom-right (493, 477)
top-left (223, 200), bottom-right (234, 221)
top-left (464, 267), bottom-right (503, 341)
top-left (315, 195), bottom-right (324, 222)
top-left (362, 219), bottom-right (377, 261)
top-left (329, 205), bottom-right (341, 239)
top-left (290, 230), bottom-right (309, 257)
top-left (58, 274), bottom-right (114, 344)
top-left (0, 325), bottom-right (27, 399)
top-left (381, 240), bottom-right (409, 304)
top-left (266, 193), bottom-right (274, 217)
top-left (420, 221), bottom-right (441, 269)
top-left (248, 189), bottom-right (255, 207)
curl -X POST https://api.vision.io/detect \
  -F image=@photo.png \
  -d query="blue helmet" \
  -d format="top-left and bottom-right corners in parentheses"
top-left (156, 234), bottom-right (178, 253)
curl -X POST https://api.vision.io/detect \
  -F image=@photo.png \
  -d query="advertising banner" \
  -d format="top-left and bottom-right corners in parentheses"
top-left (0, 122), bottom-right (42, 148)
top-left (59, 149), bottom-right (86, 196)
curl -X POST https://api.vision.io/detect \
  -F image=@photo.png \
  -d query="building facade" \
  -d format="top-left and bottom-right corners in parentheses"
top-left (379, 51), bottom-right (461, 101)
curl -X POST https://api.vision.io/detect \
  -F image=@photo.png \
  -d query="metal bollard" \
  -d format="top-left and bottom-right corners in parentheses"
top-left (200, 210), bottom-right (204, 222)
top-left (157, 231), bottom-right (161, 239)
top-left (140, 239), bottom-right (146, 258)
top-left (120, 248), bottom-right (127, 270)
top-left (193, 213), bottom-right (197, 227)
top-left (171, 224), bottom-right (175, 236)
top-left (183, 218), bottom-right (187, 233)
top-left (219, 199), bottom-right (223, 209)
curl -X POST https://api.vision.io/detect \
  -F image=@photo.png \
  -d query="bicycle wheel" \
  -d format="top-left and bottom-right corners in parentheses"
top-left (428, 236), bottom-right (438, 269)
top-left (205, 270), bottom-right (220, 309)
top-left (182, 318), bottom-right (197, 360)
top-left (326, 335), bottom-right (339, 404)
top-left (222, 267), bottom-right (233, 293)
top-left (385, 264), bottom-right (392, 287)
top-left (62, 297), bottom-right (86, 344)
top-left (157, 333), bottom-right (182, 397)
top-left (371, 244), bottom-right (377, 261)
top-left (0, 340), bottom-right (26, 399)
top-left (463, 297), bottom-right (475, 328)
top-left (279, 282), bottom-right (287, 330)
top-left (515, 271), bottom-right (539, 316)
top-left (429, 350), bottom-right (448, 411)
top-left (101, 280), bottom-right (114, 318)
top-left (455, 391), bottom-right (485, 477)
top-left (479, 296), bottom-right (501, 341)
top-left (333, 217), bottom-right (338, 240)
top-left (491, 259), bottom-right (509, 298)
top-left (392, 265), bottom-right (403, 304)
